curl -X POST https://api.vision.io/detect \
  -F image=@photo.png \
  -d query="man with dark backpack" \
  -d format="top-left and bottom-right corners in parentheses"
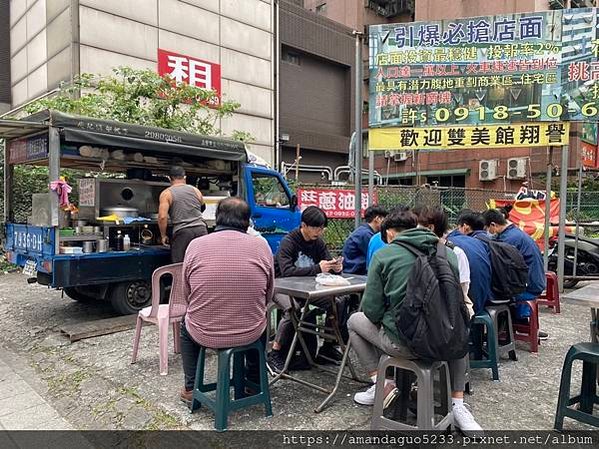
top-left (348, 208), bottom-right (482, 434)
top-left (482, 209), bottom-right (547, 336)
top-left (414, 206), bottom-right (481, 434)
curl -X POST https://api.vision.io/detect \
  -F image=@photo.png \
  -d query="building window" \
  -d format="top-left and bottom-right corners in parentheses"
top-left (426, 175), bottom-right (466, 188)
top-left (316, 3), bottom-right (327, 14)
top-left (282, 51), bottom-right (301, 66)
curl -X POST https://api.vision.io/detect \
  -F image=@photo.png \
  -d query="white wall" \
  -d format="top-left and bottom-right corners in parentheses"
top-left (9, 0), bottom-right (275, 164)
top-left (77, 0), bottom-right (275, 163)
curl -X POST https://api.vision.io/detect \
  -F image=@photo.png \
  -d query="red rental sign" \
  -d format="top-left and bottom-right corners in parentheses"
top-left (581, 141), bottom-right (598, 168)
top-left (157, 48), bottom-right (221, 106)
top-left (297, 188), bottom-right (378, 219)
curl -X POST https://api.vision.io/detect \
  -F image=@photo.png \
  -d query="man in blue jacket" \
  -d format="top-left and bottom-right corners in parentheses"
top-left (482, 209), bottom-right (546, 323)
top-left (447, 210), bottom-right (493, 314)
top-left (342, 206), bottom-right (388, 275)
top-left (366, 205), bottom-right (411, 268)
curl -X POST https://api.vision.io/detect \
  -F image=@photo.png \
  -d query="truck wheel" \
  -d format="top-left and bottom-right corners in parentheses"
top-left (63, 287), bottom-right (98, 302)
top-left (110, 280), bottom-right (151, 315)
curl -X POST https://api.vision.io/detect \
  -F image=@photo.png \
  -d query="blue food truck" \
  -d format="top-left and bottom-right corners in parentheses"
top-left (1, 110), bottom-right (300, 314)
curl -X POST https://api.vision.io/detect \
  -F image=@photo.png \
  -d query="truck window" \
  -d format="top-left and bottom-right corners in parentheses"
top-left (251, 173), bottom-right (290, 208)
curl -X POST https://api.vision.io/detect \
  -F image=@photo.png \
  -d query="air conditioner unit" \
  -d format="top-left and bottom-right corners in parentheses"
top-left (393, 151), bottom-right (409, 162)
top-left (384, 150), bottom-right (395, 159)
top-left (479, 159), bottom-right (499, 181)
top-left (507, 157), bottom-right (528, 179)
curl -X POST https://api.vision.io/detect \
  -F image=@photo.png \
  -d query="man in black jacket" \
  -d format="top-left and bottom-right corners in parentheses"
top-left (268, 206), bottom-right (345, 372)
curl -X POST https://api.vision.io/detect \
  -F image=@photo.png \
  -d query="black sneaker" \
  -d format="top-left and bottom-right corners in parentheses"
top-left (539, 330), bottom-right (548, 340)
top-left (315, 344), bottom-right (343, 364)
top-left (267, 350), bottom-right (286, 374)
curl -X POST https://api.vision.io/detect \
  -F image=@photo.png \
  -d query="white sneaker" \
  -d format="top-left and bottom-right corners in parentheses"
top-left (453, 403), bottom-right (483, 437)
top-left (353, 383), bottom-right (397, 407)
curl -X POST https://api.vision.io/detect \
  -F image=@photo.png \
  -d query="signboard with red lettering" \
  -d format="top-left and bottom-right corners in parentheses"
top-left (369, 11), bottom-right (562, 127)
top-left (157, 48), bottom-right (221, 106)
top-left (582, 141), bottom-right (598, 168)
top-left (369, 8), bottom-right (599, 127)
top-left (8, 134), bottom-right (48, 164)
top-left (297, 188), bottom-right (378, 219)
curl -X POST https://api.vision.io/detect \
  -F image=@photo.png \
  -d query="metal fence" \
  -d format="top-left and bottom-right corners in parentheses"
top-left (298, 184), bottom-right (599, 254)
top-left (565, 191), bottom-right (599, 222)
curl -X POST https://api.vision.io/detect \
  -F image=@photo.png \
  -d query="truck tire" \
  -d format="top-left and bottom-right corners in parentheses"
top-left (110, 280), bottom-right (151, 315)
top-left (63, 287), bottom-right (98, 302)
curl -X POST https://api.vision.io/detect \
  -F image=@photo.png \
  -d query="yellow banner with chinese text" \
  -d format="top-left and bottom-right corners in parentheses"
top-left (368, 122), bottom-right (570, 151)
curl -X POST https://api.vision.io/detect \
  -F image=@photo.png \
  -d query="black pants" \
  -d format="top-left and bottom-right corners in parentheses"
top-left (180, 322), bottom-right (267, 391)
top-left (171, 225), bottom-right (207, 263)
top-left (273, 294), bottom-right (349, 349)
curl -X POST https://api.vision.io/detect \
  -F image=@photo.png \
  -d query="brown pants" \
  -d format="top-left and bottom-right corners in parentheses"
top-left (171, 225), bottom-right (207, 263)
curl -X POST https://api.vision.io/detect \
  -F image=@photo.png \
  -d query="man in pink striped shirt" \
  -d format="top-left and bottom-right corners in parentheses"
top-left (179, 197), bottom-right (275, 402)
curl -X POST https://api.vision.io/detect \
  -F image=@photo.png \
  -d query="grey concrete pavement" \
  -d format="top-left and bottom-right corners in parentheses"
top-left (0, 272), bottom-right (597, 431)
top-left (0, 348), bottom-right (72, 431)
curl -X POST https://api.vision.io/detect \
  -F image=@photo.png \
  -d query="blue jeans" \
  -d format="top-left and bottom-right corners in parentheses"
top-left (513, 291), bottom-right (537, 319)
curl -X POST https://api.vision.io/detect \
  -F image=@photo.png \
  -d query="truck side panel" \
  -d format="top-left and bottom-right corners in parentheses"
top-left (53, 250), bottom-right (170, 288)
top-left (4, 224), bottom-right (54, 274)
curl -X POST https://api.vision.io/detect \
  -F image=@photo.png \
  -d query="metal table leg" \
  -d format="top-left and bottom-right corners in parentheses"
top-left (269, 298), bottom-right (311, 386)
top-left (314, 297), bottom-right (368, 413)
top-left (314, 337), bottom-right (351, 413)
top-left (270, 295), bottom-right (368, 410)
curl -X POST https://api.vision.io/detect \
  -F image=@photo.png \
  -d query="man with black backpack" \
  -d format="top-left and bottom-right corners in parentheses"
top-left (482, 209), bottom-right (547, 335)
top-left (348, 208), bottom-right (482, 435)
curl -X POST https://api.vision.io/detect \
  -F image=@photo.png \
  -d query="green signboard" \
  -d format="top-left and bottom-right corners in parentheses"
top-left (369, 7), bottom-right (599, 128)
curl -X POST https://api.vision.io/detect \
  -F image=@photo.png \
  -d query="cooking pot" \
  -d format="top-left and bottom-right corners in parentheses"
top-left (100, 206), bottom-right (139, 218)
top-left (141, 228), bottom-right (154, 245)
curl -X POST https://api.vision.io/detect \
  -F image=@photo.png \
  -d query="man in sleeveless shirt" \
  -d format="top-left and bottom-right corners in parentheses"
top-left (159, 166), bottom-right (208, 263)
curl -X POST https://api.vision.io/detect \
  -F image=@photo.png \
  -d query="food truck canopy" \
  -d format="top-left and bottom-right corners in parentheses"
top-left (1, 110), bottom-right (248, 163)
top-left (0, 119), bottom-right (47, 140)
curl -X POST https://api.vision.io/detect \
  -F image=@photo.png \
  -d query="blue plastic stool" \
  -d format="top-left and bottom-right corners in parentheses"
top-left (190, 340), bottom-right (272, 431)
top-left (470, 311), bottom-right (499, 381)
top-left (554, 342), bottom-right (599, 431)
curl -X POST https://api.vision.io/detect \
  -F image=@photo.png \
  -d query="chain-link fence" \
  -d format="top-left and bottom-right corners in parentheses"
top-left (565, 190), bottom-right (599, 222)
top-left (299, 184), bottom-right (599, 254)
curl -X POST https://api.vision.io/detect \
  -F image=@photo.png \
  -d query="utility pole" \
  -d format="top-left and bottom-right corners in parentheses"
top-left (557, 145), bottom-right (569, 292)
top-left (543, 147), bottom-right (553, 271)
top-left (354, 30), bottom-right (363, 229)
top-left (294, 144), bottom-right (301, 183)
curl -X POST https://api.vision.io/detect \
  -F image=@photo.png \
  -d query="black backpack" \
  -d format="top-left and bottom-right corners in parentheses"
top-left (475, 235), bottom-right (528, 300)
top-left (393, 241), bottom-right (470, 361)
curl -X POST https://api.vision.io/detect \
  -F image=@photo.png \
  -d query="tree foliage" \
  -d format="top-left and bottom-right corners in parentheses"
top-left (1, 67), bottom-right (256, 228)
top-left (23, 66), bottom-right (250, 139)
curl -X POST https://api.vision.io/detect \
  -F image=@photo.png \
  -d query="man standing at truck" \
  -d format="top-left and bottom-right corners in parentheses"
top-left (159, 166), bottom-right (207, 263)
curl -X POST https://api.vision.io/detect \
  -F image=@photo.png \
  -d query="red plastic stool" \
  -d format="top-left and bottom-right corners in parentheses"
top-left (512, 299), bottom-right (540, 353)
top-left (538, 272), bottom-right (560, 313)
